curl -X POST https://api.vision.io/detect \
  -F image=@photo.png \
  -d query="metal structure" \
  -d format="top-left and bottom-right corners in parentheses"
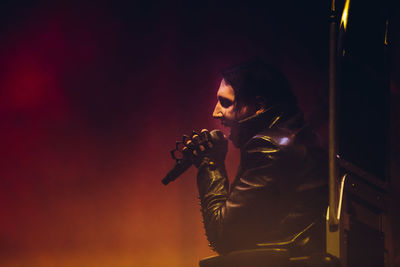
top-left (327, 0), bottom-right (392, 266)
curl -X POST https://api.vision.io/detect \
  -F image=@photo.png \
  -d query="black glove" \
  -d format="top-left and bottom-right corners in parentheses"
top-left (182, 129), bottom-right (228, 168)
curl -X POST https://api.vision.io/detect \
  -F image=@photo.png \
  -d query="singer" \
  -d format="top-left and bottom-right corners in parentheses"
top-left (181, 60), bottom-right (328, 256)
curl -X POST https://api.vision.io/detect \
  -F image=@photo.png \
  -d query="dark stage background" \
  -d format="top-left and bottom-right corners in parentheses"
top-left (0, 1), bottom-right (399, 266)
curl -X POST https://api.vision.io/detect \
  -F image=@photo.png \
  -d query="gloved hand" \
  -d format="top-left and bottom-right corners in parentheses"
top-left (181, 129), bottom-right (228, 168)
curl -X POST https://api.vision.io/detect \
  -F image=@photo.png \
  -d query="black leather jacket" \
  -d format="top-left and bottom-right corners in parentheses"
top-left (197, 105), bottom-right (328, 255)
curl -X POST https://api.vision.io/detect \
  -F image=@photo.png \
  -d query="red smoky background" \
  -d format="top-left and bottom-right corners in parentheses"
top-left (0, 1), bottom-right (399, 266)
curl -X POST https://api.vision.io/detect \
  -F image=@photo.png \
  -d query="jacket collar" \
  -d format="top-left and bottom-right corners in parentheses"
top-left (236, 103), bottom-right (301, 148)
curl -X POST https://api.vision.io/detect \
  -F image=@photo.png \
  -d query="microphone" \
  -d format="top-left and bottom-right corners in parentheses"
top-left (161, 129), bottom-right (226, 185)
top-left (161, 158), bottom-right (192, 185)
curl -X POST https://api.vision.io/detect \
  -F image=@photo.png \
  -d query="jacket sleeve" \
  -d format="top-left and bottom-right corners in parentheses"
top-left (196, 135), bottom-right (290, 254)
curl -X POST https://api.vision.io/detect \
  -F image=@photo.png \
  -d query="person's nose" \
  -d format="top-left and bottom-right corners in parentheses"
top-left (213, 102), bottom-right (223, 119)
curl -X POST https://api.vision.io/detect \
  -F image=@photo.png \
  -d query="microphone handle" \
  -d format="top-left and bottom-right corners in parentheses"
top-left (161, 159), bottom-right (192, 185)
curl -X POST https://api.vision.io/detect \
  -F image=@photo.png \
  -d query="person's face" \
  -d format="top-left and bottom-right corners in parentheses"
top-left (212, 79), bottom-right (256, 145)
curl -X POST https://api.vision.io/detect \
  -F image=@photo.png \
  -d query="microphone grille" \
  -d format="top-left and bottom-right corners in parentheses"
top-left (210, 129), bottom-right (226, 142)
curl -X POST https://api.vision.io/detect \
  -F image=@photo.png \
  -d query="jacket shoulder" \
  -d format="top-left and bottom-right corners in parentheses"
top-left (241, 129), bottom-right (286, 167)
top-left (241, 127), bottom-right (307, 170)
top-left (244, 127), bottom-right (295, 152)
